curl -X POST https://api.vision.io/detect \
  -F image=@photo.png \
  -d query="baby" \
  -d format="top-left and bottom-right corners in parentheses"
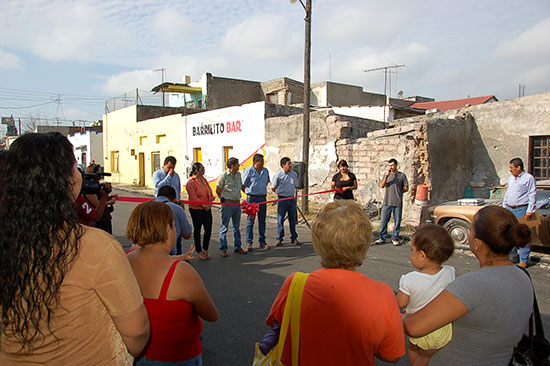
top-left (397, 224), bottom-right (455, 366)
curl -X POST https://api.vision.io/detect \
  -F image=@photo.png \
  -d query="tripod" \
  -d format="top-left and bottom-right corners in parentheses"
top-left (295, 188), bottom-right (311, 229)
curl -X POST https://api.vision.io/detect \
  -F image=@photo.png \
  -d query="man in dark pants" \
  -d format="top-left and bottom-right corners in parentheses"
top-left (272, 157), bottom-right (301, 246)
top-left (242, 153), bottom-right (270, 251)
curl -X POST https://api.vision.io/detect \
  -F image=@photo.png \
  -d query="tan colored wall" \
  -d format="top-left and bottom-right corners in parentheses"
top-left (103, 106), bottom-right (184, 189)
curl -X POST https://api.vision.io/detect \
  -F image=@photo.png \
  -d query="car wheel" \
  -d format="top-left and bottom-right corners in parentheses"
top-left (442, 219), bottom-right (470, 246)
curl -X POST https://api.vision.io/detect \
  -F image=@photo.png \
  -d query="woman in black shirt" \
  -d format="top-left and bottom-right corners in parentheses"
top-left (331, 160), bottom-right (357, 200)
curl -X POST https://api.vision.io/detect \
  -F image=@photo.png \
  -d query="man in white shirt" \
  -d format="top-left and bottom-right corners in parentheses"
top-left (503, 157), bottom-right (536, 267)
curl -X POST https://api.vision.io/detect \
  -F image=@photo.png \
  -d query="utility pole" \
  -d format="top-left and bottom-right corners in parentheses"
top-left (293, 0), bottom-right (312, 213)
top-left (154, 68), bottom-right (166, 107)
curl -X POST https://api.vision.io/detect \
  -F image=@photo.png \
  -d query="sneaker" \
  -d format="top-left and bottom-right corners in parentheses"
top-left (392, 239), bottom-right (401, 246)
top-left (246, 244), bottom-right (253, 252)
top-left (291, 239), bottom-right (302, 246)
top-left (220, 250), bottom-right (228, 257)
top-left (374, 238), bottom-right (386, 245)
top-left (275, 240), bottom-right (283, 247)
top-left (235, 247), bottom-right (247, 255)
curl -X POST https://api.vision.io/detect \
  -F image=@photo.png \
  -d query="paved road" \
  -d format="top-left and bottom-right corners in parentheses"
top-left (110, 188), bottom-right (550, 366)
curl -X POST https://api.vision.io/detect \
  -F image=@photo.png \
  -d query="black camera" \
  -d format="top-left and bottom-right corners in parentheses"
top-left (80, 172), bottom-right (112, 195)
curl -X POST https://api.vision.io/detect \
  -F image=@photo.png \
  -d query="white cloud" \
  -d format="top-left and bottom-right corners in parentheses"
top-left (316, 0), bottom-right (414, 47)
top-left (152, 9), bottom-right (196, 46)
top-left (221, 14), bottom-right (302, 61)
top-left (102, 70), bottom-right (160, 95)
top-left (492, 18), bottom-right (550, 65)
top-left (0, 49), bottom-right (21, 69)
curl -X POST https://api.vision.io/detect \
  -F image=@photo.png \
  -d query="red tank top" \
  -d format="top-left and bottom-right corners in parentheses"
top-left (142, 260), bottom-right (203, 362)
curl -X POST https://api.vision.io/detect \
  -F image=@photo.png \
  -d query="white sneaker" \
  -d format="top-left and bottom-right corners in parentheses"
top-left (392, 239), bottom-right (401, 246)
top-left (374, 238), bottom-right (385, 245)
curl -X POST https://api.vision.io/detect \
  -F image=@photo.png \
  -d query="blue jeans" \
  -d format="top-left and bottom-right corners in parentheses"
top-left (134, 354), bottom-right (202, 366)
top-left (277, 198), bottom-right (298, 241)
top-left (379, 205), bottom-right (402, 240)
top-left (508, 206), bottom-right (531, 263)
top-left (246, 195), bottom-right (267, 245)
top-left (219, 204), bottom-right (242, 251)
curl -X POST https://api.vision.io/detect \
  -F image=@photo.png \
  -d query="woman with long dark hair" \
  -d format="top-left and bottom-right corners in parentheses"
top-left (186, 162), bottom-right (215, 260)
top-left (0, 133), bottom-right (149, 365)
top-left (403, 206), bottom-right (533, 365)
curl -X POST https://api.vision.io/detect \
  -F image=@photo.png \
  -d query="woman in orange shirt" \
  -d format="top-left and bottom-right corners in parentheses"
top-left (186, 162), bottom-right (215, 260)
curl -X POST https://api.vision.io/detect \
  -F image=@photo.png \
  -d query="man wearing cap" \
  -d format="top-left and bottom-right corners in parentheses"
top-left (503, 157), bottom-right (536, 268)
top-left (272, 157), bottom-right (301, 247)
top-left (375, 158), bottom-right (409, 246)
top-left (242, 153), bottom-right (270, 251)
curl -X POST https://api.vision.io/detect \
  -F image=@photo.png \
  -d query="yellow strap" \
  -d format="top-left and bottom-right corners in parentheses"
top-left (272, 272), bottom-right (309, 366)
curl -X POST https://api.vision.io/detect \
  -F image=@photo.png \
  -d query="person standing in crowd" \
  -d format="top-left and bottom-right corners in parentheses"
top-left (216, 157), bottom-right (246, 257)
top-left (261, 200), bottom-right (405, 365)
top-left (331, 159), bottom-right (357, 200)
top-left (375, 158), bottom-right (409, 246)
top-left (153, 156), bottom-right (181, 201)
top-left (272, 157), bottom-right (301, 246)
top-left (156, 186), bottom-right (193, 256)
top-left (186, 162), bottom-right (215, 260)
top-left (126, 201), bottom-right (218, 366)
top-left (503, 157), bottom-right (536, 268)
top-left (242, 153), bottom-right (270, 251)
top-left (403, 206), bottom-right (533, 366)
top-left (0, 133), bottom-right (150, 364)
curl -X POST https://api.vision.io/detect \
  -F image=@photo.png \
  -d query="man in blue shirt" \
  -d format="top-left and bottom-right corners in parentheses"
top-left (242, 153), bottom-right (270, 251)
top-left (272, 157), bottom-right (301, 246)
top-left (153, 156), bottom-right (181, 201)
top-left (503, 157), bottom-right (536, 267)
top-left (156, 186), bottom-right (192, 255)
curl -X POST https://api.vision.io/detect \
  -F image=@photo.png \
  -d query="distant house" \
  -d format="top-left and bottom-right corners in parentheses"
top-left (409, 95), bottom-right (498, 112)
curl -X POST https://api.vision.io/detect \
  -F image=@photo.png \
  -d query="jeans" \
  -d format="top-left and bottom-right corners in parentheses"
top-left (379, 205), bottom-right (402, 240)
top-left (277, 198), bottom-right (298, 241)
top-left (508, 205), bottom-right (531, 263)
top-left (219, 204), bottom-right (242, 251)
top-left (170, 236), bottom-right (183, 256)
top-left (246, 195), bottom-right (267, 245)
top-left (189, 208), bottom-right (212, 252)
top-left (134, 354), bottom-right (202, 366)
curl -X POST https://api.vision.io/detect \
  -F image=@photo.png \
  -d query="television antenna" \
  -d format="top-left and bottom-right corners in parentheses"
top-left (363, 64), bottom-right (406, 98)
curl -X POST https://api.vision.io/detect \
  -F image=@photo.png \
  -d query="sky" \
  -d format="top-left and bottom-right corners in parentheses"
top-left (1, 0), bottom-right (549, 135)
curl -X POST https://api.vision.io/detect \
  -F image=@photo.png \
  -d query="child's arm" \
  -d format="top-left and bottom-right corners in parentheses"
top-left (396, 290), bottom-right (410, 309)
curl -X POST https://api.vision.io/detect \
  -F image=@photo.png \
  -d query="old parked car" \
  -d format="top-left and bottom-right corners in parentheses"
top-left (430, 187), bottom-right (550, 248)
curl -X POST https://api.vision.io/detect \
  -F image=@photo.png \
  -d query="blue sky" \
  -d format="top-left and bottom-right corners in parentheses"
top-left (1, 0), bottom-right (549, 135)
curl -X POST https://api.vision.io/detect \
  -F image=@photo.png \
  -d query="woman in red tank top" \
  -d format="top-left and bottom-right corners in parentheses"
top-left (126, 201), bottom-right (218, 365)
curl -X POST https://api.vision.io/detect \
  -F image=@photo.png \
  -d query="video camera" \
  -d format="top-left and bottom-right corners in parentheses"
top-left (80, 172), bottom-right (112, 195)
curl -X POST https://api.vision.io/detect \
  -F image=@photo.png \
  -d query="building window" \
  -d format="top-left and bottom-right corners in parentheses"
top-left (267, 93), bottom-right (278, 104)
top-left (140, 136), bottom-right (147, 145)
top-left (529, 135), bottom-right (550, 180)
top-left (155, 134), bottom-right (166, 144)
top-left (223, 146), bottom-right (233, 168)
top-left (193, 148), bottom-right (202, 162)
top-left (152, 152), bottom-right (161, 173)
top-left (110, 151), bottom-right (120, 172)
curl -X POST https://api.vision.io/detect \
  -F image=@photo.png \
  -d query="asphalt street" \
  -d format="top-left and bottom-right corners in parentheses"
top-left (110, 188), bottom-right (550, 366)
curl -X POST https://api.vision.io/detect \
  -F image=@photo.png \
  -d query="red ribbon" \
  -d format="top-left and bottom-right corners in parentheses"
top-left (114, 188), bottom-right (342, 219)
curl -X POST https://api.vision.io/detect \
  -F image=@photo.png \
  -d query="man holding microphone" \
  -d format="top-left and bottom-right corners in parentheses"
top-left (375, 158), bottom-right (409, 246)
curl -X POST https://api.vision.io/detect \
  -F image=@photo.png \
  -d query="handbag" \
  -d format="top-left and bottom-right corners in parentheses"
top-left (253, 272), bottom-right (310, 366)
top-left (510, 267), bottom-right (550, 366)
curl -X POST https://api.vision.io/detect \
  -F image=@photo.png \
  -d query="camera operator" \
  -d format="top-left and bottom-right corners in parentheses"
top-left (76, 164), bottom-right (117, 233)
